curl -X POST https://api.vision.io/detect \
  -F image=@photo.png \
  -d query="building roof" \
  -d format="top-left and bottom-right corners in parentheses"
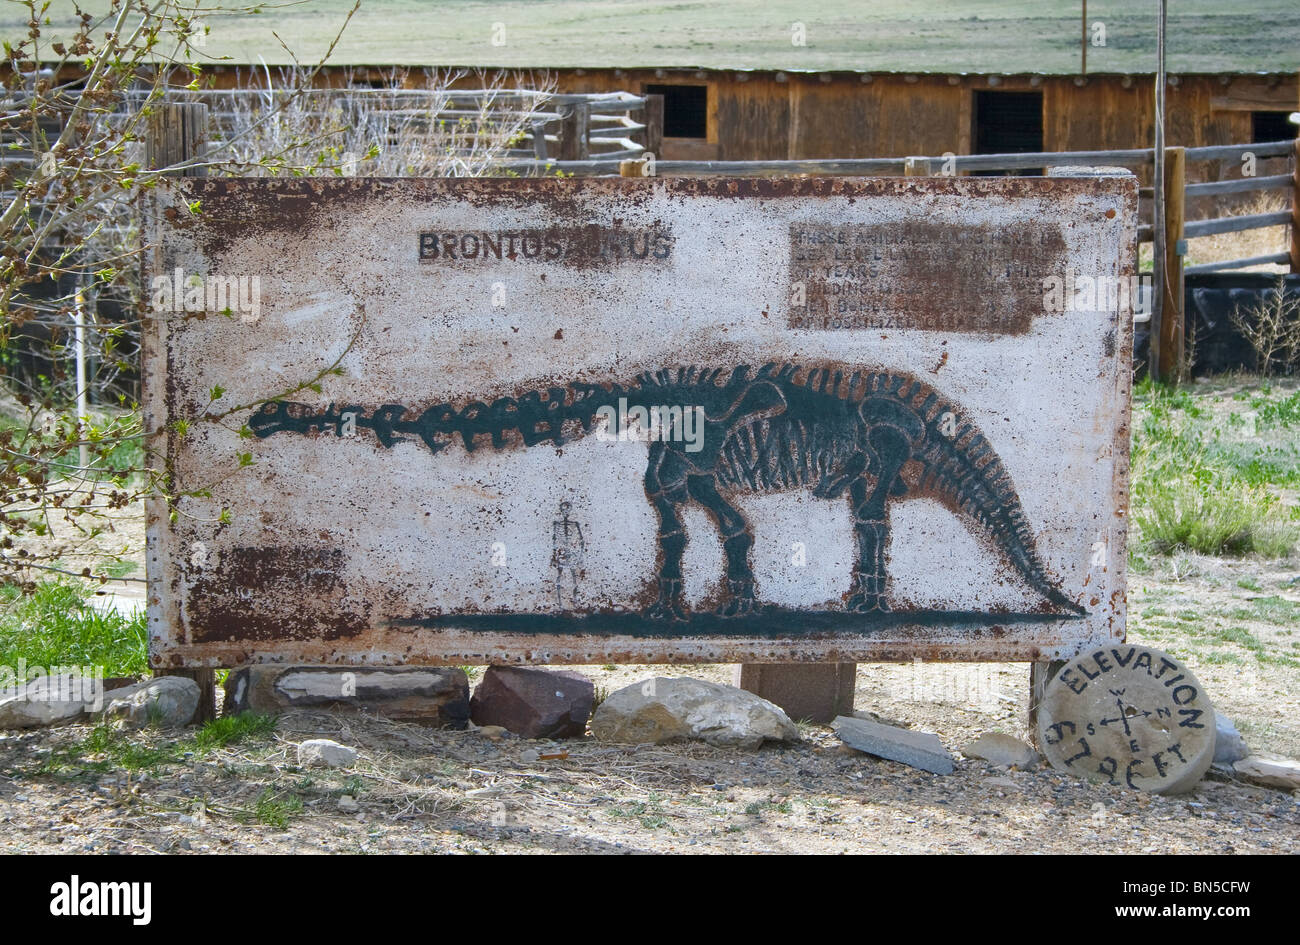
top-left (14, 0), bottom-right (1300, 75)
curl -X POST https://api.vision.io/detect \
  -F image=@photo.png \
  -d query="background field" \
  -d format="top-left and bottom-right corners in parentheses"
top-left (10, 0), bottom-right (1300, 72)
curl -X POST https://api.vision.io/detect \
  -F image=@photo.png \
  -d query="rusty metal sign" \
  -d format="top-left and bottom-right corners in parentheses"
top-left (144, 176), bottom-right (1135, 668)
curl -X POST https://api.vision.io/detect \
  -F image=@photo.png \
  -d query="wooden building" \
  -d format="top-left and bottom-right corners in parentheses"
top-left (548, 69), bottom-right (1298, 163)
top-left (203, 64), bottom-right (1298, 167)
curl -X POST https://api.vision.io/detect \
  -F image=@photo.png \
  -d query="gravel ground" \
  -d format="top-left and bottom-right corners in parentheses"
top-left (0, 658), bottom-right (1295, 855)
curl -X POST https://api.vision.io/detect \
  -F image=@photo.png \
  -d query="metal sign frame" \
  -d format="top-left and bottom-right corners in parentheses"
top-left (144, 176), bottom-right (1134, 668)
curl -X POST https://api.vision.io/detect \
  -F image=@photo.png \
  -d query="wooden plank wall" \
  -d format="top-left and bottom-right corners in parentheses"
top-left (550, 69), bottom-right (1296, 167)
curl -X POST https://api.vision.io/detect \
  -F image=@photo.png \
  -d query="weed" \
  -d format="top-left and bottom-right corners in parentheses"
top-left (1131, 382), bottom-right (1298, 557)
top-left (1231, 276), bottom-right (1300, 376)
top-left (254, 788), bottom-right (304, 828)
top-left (192, 712), bottom-right (277, 751)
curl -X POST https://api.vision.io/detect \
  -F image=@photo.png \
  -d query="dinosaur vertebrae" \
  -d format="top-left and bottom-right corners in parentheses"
top-left (248, 381), bottom-right (629, 453)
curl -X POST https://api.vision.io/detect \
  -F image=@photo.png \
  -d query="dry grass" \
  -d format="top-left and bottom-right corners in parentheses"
top-left (1186, 191), bottom-right (1291, 273)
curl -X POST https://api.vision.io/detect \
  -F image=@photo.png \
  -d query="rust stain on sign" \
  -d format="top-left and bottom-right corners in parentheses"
top-left (144, 176), bottom-right (1135, 668)
top-left (790, 220), bottom-right (1067, 333)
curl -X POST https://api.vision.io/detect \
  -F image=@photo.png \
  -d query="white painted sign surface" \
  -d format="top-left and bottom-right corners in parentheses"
top-left (144, 176), bottom-right (1135, 667)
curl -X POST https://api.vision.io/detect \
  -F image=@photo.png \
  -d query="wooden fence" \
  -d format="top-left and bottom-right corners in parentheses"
top-left (7, 78), bottom-right (1294, 381)
top-left (128, 87), bottom-right (662, 165)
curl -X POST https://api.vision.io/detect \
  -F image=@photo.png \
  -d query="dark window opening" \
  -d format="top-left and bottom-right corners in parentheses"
top-left (644, 84), bottom-right (708, 138)
top-left (973, 90), bottom-right (1044, 176)
top-left (1252, 110), bottom-right (1294, 143)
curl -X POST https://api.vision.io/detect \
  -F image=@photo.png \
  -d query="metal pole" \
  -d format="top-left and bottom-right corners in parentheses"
top-left (73, 288), bottom-right (89, 471)
top-left (1150, 0), bottom-right (1167, 379)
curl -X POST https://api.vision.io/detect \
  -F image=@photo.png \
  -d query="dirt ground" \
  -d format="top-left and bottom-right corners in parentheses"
top-left (0, 633), bottom-right (1296, 854)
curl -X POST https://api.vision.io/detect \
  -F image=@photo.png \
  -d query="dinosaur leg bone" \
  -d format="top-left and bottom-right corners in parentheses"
top-left (686, 473), bottom-right (757, 617)
top-left (645, 447), bottom-right (690, 621)
top-left (846, 426), bottom-right (912, 613)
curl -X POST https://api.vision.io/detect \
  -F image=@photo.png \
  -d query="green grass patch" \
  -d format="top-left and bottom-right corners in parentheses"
top-left (1228, 595), bottom-right (1300, 626)
top-left (0, 579), bottom-right (147, 679)
top-left (607, 795), bottom-right (670, 829)
top-left (31, 713), bottom-right (278, 780)
top-left (1131, 380), bottom-right (1299, 557)
top-left (254, 787), bottom-right (304, 828)
top-left (192, 712), bottom-right (278, 751)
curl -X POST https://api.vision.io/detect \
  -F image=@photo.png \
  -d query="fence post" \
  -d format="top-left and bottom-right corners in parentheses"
top-left (556, 102), bottom-right (589, 161)
top-left (734, 662), bottom-right (856, 725)
top-left (1291, 137), bottom-right (1300, 273)
top-left (1158, 145), bottom-right (1185, 382)
top-left (531, 118), bottom-right (549, 161)
top-left (643, 93), bottom-right (664, 158)
top-left (145, 102), bottom-right (208, 175)
top-left (147, 102), bottom-right (218, 723)
top-left (1027, 660), bottom-right (1065, 749)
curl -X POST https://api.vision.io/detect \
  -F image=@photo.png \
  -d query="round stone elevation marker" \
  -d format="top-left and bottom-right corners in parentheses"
top-left (1038, 644), bottom-right (1216, 794)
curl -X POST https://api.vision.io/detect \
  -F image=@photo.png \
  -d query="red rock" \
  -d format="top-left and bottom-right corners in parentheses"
top-left (470, 666), bottom-right (594, 739)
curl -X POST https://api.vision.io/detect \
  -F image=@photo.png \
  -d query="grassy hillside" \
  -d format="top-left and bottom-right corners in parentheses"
top-left (9, 0), bottom-right (1300, 73)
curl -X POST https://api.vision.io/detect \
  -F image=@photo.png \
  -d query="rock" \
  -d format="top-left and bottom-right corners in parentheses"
top-left (297, 739), bottom-right (358, 768)
top-left (519, 748), bottom-right (540, 764)
top-left (591, 677), bottom-right (799, 749)
top-left (101, 676), bottom-right (199, 728)
top-left (0, 674), bottom-right (101, 729)
top-left (962, 732), bottom-right (1040, 768)
top-left (475, 725), bottom-right (508, 741)
top-left (469, 666), bottom-right (594, 739)
top-left (832, 715), bottom-right (955, 774)
top-left (1037, 645), bottom-right (1216, 794)
top-left (1214, 715), bottom-right (1248, 765)
top-left (983, 776), bottom-right (1020, 791)
top-left (1233, 754), bottom-right (1300, 790)
top-left (223, 665), bottom-right (469, 727)
top-left (337, 794), bottom-right (359, 812)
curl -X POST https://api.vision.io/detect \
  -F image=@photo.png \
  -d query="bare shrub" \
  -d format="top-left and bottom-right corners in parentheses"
top-left (202, 66), bottom-right (556, 178)
top-left (1232, 276), bottom-right (1300, 377)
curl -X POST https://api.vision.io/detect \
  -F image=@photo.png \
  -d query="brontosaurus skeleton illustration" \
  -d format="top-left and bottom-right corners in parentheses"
top-left (250, 363), bottom-right (1083, 620)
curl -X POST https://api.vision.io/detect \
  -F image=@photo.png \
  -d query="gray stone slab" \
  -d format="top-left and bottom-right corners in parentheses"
top-left (832, 715), bottom-right (955, 774)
